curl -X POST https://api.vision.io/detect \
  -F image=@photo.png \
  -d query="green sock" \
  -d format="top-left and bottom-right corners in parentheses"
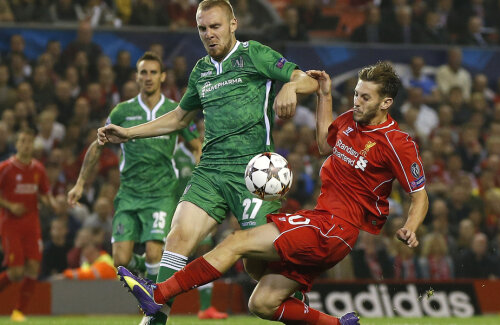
top-left (127, 253), bottom-right (146, 274)
top-left (198, 283), bottom-right (213, 311)
top-left (147, 251), bottom-right (188, 325)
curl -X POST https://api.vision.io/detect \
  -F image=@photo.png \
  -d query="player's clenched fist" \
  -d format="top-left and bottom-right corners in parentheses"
top-left (273, 83), bottom-right (297, 119)
top-left (97, 124), bottom-right (130, 145)
top-left (396, 227), bottom-right (419, 248)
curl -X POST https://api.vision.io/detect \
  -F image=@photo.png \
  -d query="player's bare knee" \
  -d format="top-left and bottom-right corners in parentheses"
top-left (165, 225), bottom-right (197, 254)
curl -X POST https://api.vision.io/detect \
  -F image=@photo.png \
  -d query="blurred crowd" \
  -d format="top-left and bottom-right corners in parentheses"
top-left (2, 0), bottom-right (500, 46)
top-left (0, 2), bottom-right (499, 284)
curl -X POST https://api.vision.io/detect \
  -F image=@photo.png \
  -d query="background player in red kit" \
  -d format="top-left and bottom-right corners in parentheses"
top-left (0, 129), bottom-right (57, 322)
top-left (118, 62), bottom-right (429, 325)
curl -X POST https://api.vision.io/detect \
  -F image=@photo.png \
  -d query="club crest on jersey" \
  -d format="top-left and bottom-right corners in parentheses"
top-left (232, 56), bottom-right (244, 68)
top-left (410, 162), bottom-right (420, 178)
top-left (16, 174), bottom-right (22, 181)
top-left (276, 57), bottom-right (287, 69)
top-left (343, 127), bottom-right (354, 136)
top-left (360, 141), bottom-right (376, 157)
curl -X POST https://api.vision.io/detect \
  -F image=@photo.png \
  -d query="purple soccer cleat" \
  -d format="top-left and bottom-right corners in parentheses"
top-left (339, 312), bottom-right (360, 325)
top-left (117, 266), bottom-right (162, 316)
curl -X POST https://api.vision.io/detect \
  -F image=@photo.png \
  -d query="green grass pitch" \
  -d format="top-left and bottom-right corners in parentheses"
top-left (0, 315), bottom-right (499, 325)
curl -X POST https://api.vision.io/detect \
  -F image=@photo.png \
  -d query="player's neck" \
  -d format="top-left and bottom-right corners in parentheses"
top-left (15, 154), bottom-right (31, 165)
top-left (211, 38), bottom-right (237, 62)
top-left (140, 91), bottom-right (162, 110)
top-left (366, 113), bottom-right (388, 126)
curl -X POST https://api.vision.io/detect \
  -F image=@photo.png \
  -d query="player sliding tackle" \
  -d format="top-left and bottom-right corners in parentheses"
top-left (98, 0), bottom-right (319, 324)
top-left (112, 62), bottom-right (428, 325)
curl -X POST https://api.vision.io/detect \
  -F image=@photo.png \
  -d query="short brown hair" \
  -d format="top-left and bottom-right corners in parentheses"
top-left (197, 0), bottom-right (235, 19)
top-left (136, 51), bottom-right (164, 72)
top-left (358, 61), bottom-right (401, 99)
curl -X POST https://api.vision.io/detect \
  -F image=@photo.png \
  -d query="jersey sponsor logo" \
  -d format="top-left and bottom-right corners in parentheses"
top-left (354, 156), bottom-right (368, 171)
top-left (15, 183), bottom-right (38, 194)
top-left (334, 139), bottom-right (370, 171)
top-left (410, 162), bottom-right (420, 178)
top-left (336, 139), bottom-right (359, 158)
top-left (231, 56), bottom-right (244, 68)
top-left (360, 141), bottom-right (376, 157)
top-left (201, 70), bottom-right (213, 77)
top-left (200, 78), bottom-right (243, 97)
top-left (410, 175), bottom-right (425, 189)
top-left (276, 57), bottom-right (287, 69)
top-left (125, 116), bottom-right (143, 121)
top-left (343, 127), bottom-right (354, 136)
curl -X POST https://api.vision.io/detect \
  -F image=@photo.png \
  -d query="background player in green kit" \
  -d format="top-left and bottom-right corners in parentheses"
top-left (67, 52), bottom-right (201, 286)
top-left (98, 0), bottom-right (318, 322)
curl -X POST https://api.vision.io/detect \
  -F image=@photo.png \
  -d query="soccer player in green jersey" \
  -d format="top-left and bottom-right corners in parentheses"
top-left (67, 52), bottom-right (201, 287)
top-left (98, 0), bottom-right (318, 322)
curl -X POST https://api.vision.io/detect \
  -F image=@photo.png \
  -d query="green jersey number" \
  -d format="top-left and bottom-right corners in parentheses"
top-left (152, 211), bottom-right (167, 229)
top-left (242, 198), bottom-right (263, 220)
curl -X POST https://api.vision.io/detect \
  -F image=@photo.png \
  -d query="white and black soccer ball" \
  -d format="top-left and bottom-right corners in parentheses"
top-left (244, 152), bottom-right (293, 201)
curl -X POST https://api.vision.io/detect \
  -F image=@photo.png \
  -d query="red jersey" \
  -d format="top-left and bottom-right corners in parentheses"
top-left (0, 157), bottom-right (50, 233)
top-left (315, 110), bottom-right (425, 234)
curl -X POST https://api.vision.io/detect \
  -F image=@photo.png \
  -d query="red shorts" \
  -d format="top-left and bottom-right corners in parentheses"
top-left (1, 228), bottom-right (42, 267)
top-left (267, 210), bottom-right (359, 291)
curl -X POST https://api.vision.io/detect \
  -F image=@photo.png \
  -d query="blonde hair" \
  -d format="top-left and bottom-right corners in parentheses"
top-left (197, 0), bottom-right (235, 19)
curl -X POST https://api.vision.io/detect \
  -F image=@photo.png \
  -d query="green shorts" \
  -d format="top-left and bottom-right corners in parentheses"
top-left (112, 192), bottom-right (178, 243)
top-left (180, 164), bottom-right (280, 230)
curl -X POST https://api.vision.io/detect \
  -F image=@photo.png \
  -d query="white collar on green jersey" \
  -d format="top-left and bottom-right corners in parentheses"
top-left (138, 93), bottom-right (165, 121)
top-left (210, 40), bottom-right (241, 75)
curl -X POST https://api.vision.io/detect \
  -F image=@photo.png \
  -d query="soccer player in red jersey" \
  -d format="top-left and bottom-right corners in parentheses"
top-left (119, 62), bottom-right (428, 325)
top-left (0, 129), bottom-right (57, 321)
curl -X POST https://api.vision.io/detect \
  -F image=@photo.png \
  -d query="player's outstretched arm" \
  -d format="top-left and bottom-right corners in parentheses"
top-left (67, 140), bottom-right (103, 206)
top-left (97, 106), bottom-right (197, 145)
top-left (308, 70), bottom-right (333, 155)
top-left (396, 189), bottom-right (428, 248)
top-left (274, 70), bottom-right (319, 119)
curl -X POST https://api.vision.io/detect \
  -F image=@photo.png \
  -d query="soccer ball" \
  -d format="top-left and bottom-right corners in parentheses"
top-left (244, 152), bottom-right (293, 201)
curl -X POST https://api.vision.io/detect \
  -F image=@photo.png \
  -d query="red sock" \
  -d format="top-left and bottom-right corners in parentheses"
top-left (154, 257), bottom-right (222, 304)
top-left (15, 277), bottom-right (37, 312)
top-left (0, 271), bottom-right (12, 291)
top-left (273, 297), bottom-right (340, 325)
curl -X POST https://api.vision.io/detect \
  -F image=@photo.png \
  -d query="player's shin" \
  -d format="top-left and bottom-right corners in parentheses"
top-left (145, 251), bottom-right (188, 325)
top-left (154, 256), bottom-right (222, 304)
top-left (272, 297), bottom-right (339, 325)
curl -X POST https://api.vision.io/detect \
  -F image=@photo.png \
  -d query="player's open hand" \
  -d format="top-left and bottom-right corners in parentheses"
top-left (97, 124), bottom-right (129, 145)
top-left (274, 83), bottom-right (297, 119)
top-left (396, 228), bottom-right (419, 248)
top-left (307, 70), bottom-right (332, 97)
top-left (67, 184), bottom-right (83, 207)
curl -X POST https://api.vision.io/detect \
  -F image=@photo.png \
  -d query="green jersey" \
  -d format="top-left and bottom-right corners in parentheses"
top-left (107, 94), bottom-right (199, 197)
top-left (180, 40), bottom-right (297, 165)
